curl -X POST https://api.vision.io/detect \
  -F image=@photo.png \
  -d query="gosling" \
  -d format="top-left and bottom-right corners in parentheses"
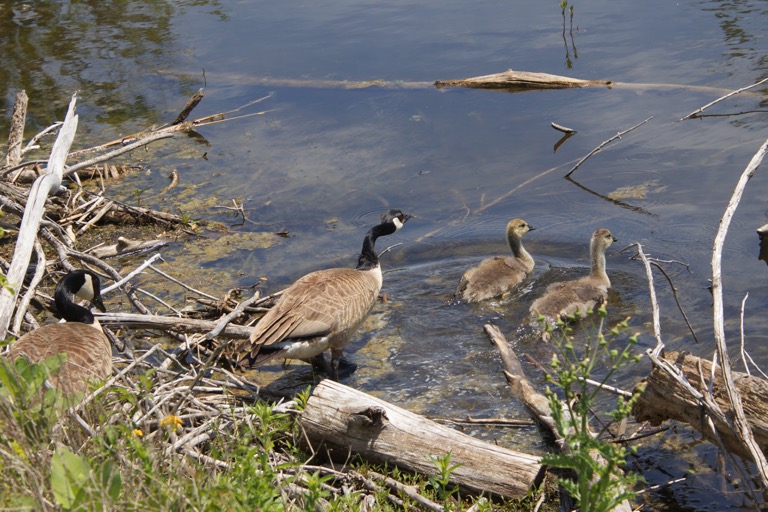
top-left (529, 228), bottom-right (616, 337)
top-left (455, 218), bottom-right (535, 303)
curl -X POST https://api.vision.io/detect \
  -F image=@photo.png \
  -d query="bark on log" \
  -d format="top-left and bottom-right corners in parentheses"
top-left (87, 237), bottom-right (168, 259)
top-left (435, 69), bottom-right (612, 90)
top-left (633, 350), bottom-right (768, 460)
top-left (6, 91), bottom-right (28, 170)
top-left (300, 380), bottom-right (542, 499)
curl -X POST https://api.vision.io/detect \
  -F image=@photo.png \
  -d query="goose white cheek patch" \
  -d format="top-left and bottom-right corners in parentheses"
top-left (76, 274), bottom-right (96, 302)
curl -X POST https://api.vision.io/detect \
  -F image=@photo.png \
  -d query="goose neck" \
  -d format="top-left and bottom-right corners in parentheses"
top-left (55, 289), bottom-right (95, 324)
top-left (508, 236), bottom-right (533, 265)
top-left (356, 223), bottom-right (393, 270)
top-left (590, 244), bottom-right (608, 281)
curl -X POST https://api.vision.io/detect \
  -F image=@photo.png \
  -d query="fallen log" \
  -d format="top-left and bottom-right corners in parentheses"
top-left (484, 324), bottom-right (633, 512)
top-left (435, 69), bottom-right (612, 90)
top-left (299, 379), bottom-right (542, 499)
top-left (632, 350), bottom-right (768, 459)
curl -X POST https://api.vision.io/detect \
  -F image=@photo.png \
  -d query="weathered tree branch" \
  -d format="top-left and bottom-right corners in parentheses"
top-left (0, 94), bottom-right (78, 339)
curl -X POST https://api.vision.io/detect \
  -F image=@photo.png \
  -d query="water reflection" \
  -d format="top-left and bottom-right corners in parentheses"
top-left (0, 1), bottom-right (221, 133)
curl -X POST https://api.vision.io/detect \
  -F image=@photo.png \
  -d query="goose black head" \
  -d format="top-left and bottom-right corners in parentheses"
top-left (380, 209), bottom-right (411, 232)
top-left (56, 270), bottom-right (107, 315)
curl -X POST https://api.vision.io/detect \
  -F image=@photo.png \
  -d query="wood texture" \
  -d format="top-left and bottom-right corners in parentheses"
top-left (6, 91), bottom-right (28, 169)
top-left (633, 350), bottom-right (768, 459)
top-left (299, 379), bottom-right (542, 499)
top-left (96, 312), bottom-right (253, 339)
top-left (435, 69), bottom-right (612, 90)
top-left (0, 94), bottom-right (78, 339)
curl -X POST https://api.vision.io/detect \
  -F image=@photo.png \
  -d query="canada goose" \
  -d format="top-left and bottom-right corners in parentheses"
top-left (235, 209), bottom-right (410, 380)
top-left (7, 270), bottom-right (111, 395)
top-left (455, 218), bottom-right (535, 303)
top-left (529, 228), bottom-right (616, 336)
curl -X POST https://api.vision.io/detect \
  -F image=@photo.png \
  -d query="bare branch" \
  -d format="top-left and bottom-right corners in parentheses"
top-left (681, 76), bottom-right (768, 121)
top-left (565, 116), bottom-right (652, 178)
top-left (711, 136), bottom-right (768, 485)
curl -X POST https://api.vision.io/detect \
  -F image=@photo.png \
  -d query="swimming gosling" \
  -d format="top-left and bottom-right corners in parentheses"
top-left (234, 209), bottom-right (410, 380)
top-left (455, 218), bottom-right (535, 303)
top-left (529, 228), bottom-right (616, 336)
top-left (7, 270), bottom-right (111, 395)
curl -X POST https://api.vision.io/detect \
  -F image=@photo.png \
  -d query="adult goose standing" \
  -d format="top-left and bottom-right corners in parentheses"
top-left (529, 228), bottom-right (616, 337)
top-left (7, 269), bottom-right (111, 395)
top-left (234, 209), bottom-right (410, 380)
top-left (455, 218), bottom-right (535, 303)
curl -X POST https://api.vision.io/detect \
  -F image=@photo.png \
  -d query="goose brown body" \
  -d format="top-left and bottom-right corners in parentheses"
top-left (236, 209), bottom-right (410, 379)
top-left (456, 218), bottom-right (535, 303)
top-left (7, 270), bottom-right (110, 395)
top-left (9, 323), bottom-right (111, 394)
top-left (530, 228), bottom-right (616, 332)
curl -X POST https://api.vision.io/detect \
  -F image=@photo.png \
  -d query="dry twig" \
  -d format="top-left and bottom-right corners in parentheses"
top-left (680, 76), bottom-right (768, 121)
top-left (565, 116), bottom-right (652, 177)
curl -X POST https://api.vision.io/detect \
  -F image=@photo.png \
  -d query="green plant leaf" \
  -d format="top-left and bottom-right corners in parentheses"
top-left (51, 445), bottom-right (90, 510)
top-left (99, 460), bottom-right (122, 502)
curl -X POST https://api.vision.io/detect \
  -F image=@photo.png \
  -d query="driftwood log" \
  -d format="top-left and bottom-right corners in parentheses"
top-left (633, 350), bottom-right (768, 460)
top-left (299, 379), bottom-right (542, 499)
top-left (435, 69), bottom-right (612, 90)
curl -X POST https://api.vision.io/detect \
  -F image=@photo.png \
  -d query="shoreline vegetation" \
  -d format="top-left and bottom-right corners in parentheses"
top-left (2, 70), bottom-right (768, 509)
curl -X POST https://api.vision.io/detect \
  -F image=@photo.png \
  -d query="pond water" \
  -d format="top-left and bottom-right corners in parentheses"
top-left (3, 0), bottom-right (768, 509)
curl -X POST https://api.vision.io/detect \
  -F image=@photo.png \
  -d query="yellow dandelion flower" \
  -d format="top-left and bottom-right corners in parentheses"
top-left (160, 414), bottom-right (183, 430)
top-left (132, 429), bottom-right (143, 437)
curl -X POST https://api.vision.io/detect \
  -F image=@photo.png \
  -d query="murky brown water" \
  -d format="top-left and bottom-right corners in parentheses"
top-left (3, 1), bottom-right (768, 509)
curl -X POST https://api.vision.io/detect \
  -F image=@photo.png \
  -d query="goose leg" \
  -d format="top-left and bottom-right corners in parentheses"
top-left (309, 353), bottom-right (334, 379)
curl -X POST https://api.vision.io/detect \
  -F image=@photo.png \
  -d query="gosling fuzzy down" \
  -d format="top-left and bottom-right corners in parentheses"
top-left (529, 228), bottom-right (616, 337)
top-left (455, 218), bottom-right (535, 303)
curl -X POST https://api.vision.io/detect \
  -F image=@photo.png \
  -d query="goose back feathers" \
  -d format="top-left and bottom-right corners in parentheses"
top-left (236, 209), bottom-right (410, 380)
top-left (8, 270), bottom-right (111, 395)
top-left (455, 218), bottom-right (535, 303)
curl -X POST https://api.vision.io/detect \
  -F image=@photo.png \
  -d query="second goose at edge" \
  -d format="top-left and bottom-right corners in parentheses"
top-left (7, 270), bottom-right (111, 396)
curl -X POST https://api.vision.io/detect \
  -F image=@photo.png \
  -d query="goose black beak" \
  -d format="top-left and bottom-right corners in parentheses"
top-left (92, 296), bottom-right (107, 313)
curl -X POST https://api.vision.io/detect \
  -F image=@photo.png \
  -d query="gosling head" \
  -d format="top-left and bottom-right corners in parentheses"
top-left (592, 228), bottom-right (617, 251)
top-left (506, 218), bottom-right (534, 240)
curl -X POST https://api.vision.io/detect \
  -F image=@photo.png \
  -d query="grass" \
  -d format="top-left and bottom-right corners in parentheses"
top-left (0, 340), bottom-right (560, 511)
